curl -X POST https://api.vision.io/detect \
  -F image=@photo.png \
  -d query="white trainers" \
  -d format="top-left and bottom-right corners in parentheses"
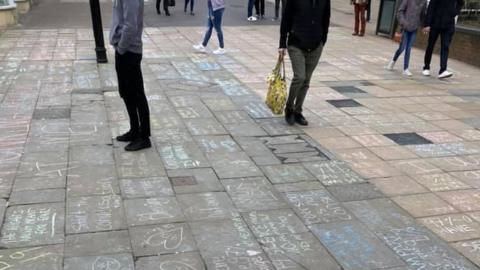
top-left (247, 16), bottom-right (258, 21)
top-left (422, 69), bottom-right (431, 76)
top-left (193, 44), bottom-right (206, 53)
top-left (386, 60), bottom-right (395, 71)
top-left (438, 70), bottom-right (453, 79)
top-left (213, 48), bottom-right (225, 55)
top-left (403, 69), bottom-right (413, 77)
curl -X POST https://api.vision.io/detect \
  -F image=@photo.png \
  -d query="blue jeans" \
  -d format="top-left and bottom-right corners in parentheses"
top-left (248, 0), bottom-right (255, 17)
top-left (393, 30), bottom-right (417, 70)
top-left (202, 8), bottom-right (225, 48)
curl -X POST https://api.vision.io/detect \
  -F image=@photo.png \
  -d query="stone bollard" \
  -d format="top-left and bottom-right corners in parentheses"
top-left (0, 0), bottom-right (17, 27)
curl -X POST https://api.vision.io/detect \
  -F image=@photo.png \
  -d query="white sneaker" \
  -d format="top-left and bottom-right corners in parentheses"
top-left (213, 48), bottom-right (225, 55)
top-left (193, 44), bottom-right (206, 53)
top-left (438, 70), bottom-right (453, 79)
top-left (403, 69), bottom-right (413, 77)
top-left (247, 16), bottom-right (257, 21)
top-left (422, 69), bottom-right (431, 76)
top-left (386, 60), bottom-right (395, 71)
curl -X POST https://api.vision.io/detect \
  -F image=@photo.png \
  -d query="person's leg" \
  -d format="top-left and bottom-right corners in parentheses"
top-left (184, 0), bottom-right (188, 12)
top-left (286, 46), bottom-right (306, 112)
top-left (439, 25), bottom-right (455, 73)
top-left (164, 0), bottom-right (170, 15)
top-left (202, 17), bottom-right (214, 47)
top-left (260, 0), bottom-right (265, 16)
top-left (130, 53), bottom-right (150, 139)
top-left (213, 9), bottom-right (225, 48)
top-left (190, 0), bottom-right (194, 12)
top-left (156, 0), bottom-right (161, 13)
top-left (255, 0), bottom-right (259, 15)
top-left (392, 31), bottom-right (408, 62)
top-left (359, 4), bottom-right (366, 35)
top-left (403, 31), bottom-right (417, 70)
top-left (248, 0), bottom-right (254, 17)
top-left (294, 45), bottom-right (323, 113)
top-left (117, 52), bottom-right (140, 135)
top-left (354, 4), bottom-right (360, 34)
top-left (424, 27), bottom-right (440, 70)
top-left (275, 0), bottom-right (280, 18)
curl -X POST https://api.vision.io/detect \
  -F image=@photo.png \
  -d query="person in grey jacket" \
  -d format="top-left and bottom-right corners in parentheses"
top-left (110, 0), bottom-right (151, 151)
top-left (386, 0), bottom-right (427, 76)
top-left (193, 0), bottom-right (226, 54)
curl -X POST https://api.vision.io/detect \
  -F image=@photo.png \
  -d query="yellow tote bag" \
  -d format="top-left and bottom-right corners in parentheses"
top-left (265, 55), bottom-right (287, 115)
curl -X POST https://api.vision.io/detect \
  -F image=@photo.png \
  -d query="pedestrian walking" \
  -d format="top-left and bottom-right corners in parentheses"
top-left (279, 0), bottom-right (331, 126)
top-left (184, 0), bottom-right (194, 15)
top-left (274, 0), bottom-right (286, 20)
top-left (351, 0), bottom-right (368, 36)
top-left (193, 0), bottom-right (226, 55)
top-left (255, 0), bottom-right (265, 19)
top-left (422, 0), bottom-right (464, 78)
top-left (386, 0), bottom-right (427, 76)
top-left (156, 0), bottom-right (171, 16)
top-left (110, 0), bottom-right (152, 151)
top-left (247, 0), bottom-right (258, 21)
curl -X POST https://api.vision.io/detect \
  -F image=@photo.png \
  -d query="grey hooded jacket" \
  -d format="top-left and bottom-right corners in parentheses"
top-left (109, 0), bottom-right (144, 54)
top-left (397, 0), bottom-right (427, 32)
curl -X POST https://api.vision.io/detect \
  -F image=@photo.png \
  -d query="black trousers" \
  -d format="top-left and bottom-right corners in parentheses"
top-left (115, 51), bottom-right (151, 139)
top-left (255, 0), bottom-right (265, 16)
top-left (424, 25), bottom-right (455, 74)
top-left (156, 0), bottom-right (169, 13)
top-left (275, 0), bottom-right (285, 18)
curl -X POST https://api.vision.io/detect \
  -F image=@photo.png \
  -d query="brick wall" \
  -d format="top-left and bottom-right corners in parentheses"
top-left (414, 28), bottom-right (480, 68)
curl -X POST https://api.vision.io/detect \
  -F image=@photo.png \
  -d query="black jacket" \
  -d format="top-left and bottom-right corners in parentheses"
top-left (279, 0), bottom-right (331, 50)
top-left (425, 0), bottom-right (464, 28)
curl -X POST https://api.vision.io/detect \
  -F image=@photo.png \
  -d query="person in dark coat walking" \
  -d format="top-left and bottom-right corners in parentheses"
top-left (279, 0), bottom-right (331, 126)
top-left (274, 0), bottom-right (286, 20)
top-left (422, 0), bottom-right (464, 78)
top-left (156, 0), bottom-right (170, 16)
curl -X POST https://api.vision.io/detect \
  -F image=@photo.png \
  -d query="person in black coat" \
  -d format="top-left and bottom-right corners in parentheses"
top-left (157, 0), bottom-right (171, 16)
top-left (279, 0), bottom-right (330, 126)
top-left (422, 0), bottom-right (464, 79)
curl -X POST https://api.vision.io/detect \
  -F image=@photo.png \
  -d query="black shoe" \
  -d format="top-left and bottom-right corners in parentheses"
top-left (125, 138), bottom-right (151, 151)
top-left (285, 109), bottom-right (295, 126)
top-left (157, 10), bottom-right (161, 14)
top-left (190, 12), bottom-right (195, 16)
top-left (165, 11), bottom-right (171, 16)
top-left (294, 113), bottom-right (308, 126)
top-left (116, 131), bottom-right (138, 142)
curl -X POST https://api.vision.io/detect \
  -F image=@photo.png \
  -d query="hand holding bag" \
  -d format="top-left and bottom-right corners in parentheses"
top-left (266, 55), bottom-right (287, 115)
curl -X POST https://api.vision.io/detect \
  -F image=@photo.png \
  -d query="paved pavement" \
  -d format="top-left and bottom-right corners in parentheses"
top-left (1, 0), bottom-right (480, 269)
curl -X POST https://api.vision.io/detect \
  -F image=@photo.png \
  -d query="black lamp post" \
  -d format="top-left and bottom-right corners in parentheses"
top-left (89, 0), bottom-right (108, 63)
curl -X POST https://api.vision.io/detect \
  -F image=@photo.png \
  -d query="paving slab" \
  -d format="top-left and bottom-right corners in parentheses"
top-left (135, 252), bottom-right (206, 270)
top-left (9, 189), bottom-right (65, 205)
top-left (124, 197), bottom-right (185, 226)
top-left (222, 177), bottom-right (288, 212)
top-left (119, 177), bottom-right (174, 199)
top-left (190, 217), bottom-right (275, 270)
top-left (392, 193), bottom-right (458, 217)
top-left (419, 214), bottom-right (480, 242)
top-left (66, 195), bottom-right (127, 234)
top-left (114, 148), bottom-right (167, 178)
top-left (326, 183), bottom-right (384, 202)
top-left (158, 143), bottom-right (210, 170)
top-left (259, 232), bottom-right (341, 270)
top-left (207, 152), bottom-right (263, 179)
top-left (64, 253), bottom-right (134, 270)
top-left (64, 230), bottom-right (132, 257)
top-left (261, 164), bottom-right (316, 184)
top-left (194, 135), bottom-right (241, 154)
top-left (242, 209), bottom-right (308, 238)
top-left (310, 220), bottom-right (404, 270)
top-left (167, 168), bottom-right (224, 194)
top-left (0, 203), bottom-right (65, 248)
top-left (283, 190), bottom-right (352, 225)
top-left (177, 192), bottom-right (239, 221)
top-left (130, 223), bottom-right (196, 257)
top-left (303, 160), bottom-right (365, 186)
top-left (0, 244), bottom-right (64, 270)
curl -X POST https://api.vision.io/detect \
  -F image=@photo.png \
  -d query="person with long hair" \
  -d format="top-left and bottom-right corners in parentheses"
top-left (193, 0), bottom-right (226, 55)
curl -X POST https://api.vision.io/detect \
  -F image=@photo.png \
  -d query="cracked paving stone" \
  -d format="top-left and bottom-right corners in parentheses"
top-left (259, 232), bottom-right (341, 270)
top-left (190, 217), bottom-right (275, 270)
